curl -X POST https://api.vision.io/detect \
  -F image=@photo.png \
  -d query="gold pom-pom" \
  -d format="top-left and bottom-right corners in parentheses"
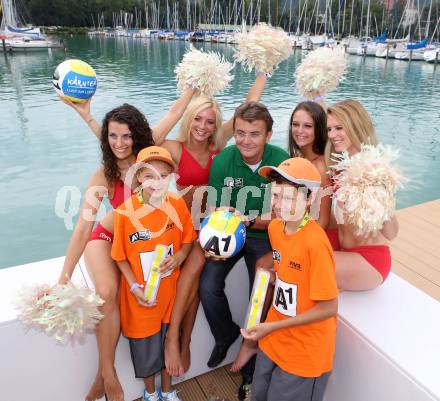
top-left (175, 46), bottom-right (234, 97)
top-left (331, 144), bottom-right (407, 236)
top-left (295, 46), bottom-right (347, 99)
top-left (15, 281), bottom-right (104, 343)
top-left (234, 23), bottom-right (292, 74)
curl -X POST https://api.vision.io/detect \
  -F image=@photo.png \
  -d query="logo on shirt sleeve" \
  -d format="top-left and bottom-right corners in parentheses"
top-left (273, 250), bottom-right (281, 264)
top-left (129, 230), bottom-right (151, 243)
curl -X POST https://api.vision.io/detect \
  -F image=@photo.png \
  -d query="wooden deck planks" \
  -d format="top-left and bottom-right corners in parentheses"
top-left (391, 260), bottom-right (440, 301)
top-left (133, 366), bottom-right (240, 401)
top-left (393, 199), bottom-right (440, 301)
top-left (174, 376), bottom-right (209, 401)
top-left (195, 365), bottom-right (239, 400)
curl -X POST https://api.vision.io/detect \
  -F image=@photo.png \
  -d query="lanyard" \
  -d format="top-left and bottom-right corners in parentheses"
top-left (136, 189), bottom-right (166, 207)
top-left (297, 212), bottom-right (310, 232)
top-left (136, 189), bottom-right (145, 205)
top-left (283, 212), bottom-right (310, 235)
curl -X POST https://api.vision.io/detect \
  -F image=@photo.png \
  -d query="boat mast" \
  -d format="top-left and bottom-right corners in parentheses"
top-left (425, 0), bottom-right (433, 38)
top-left (289, 0), bottom-right (292, 32)
top-left (366, 0), bottom-right (371, 39)
top-left (268, 0), bottom-right (271, 24)
top-left (257, 0), bottom-right (261, 23)
top-left (337, 0), bottom-right (341, 38)
top-left (144, 0), bottom-right (149, 29)
top-left (417, 0), bottom-right (422, 39)
top-left (303, 0), bottom-right (308, 33)
top-left (313, 0), bottom-right (319, 34)
top-left (241, 0), bottom-right (245, 28)
top-left (349, 0), bottom-right (354, 37)
top-left (342, 0), bottom-right (348, 36)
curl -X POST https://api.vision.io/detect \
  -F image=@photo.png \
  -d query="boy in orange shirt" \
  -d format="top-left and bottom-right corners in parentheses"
top-left (111, 146), bottom-right (196, 401)
top-left (241, 157), bottom-right (339, 401)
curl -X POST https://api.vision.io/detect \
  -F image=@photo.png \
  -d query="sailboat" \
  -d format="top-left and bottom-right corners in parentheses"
top-left (392, 0), bottom-right (429, 60)
top-left (0, 0), bottom-right (64, 51)
top-left (1, 0), bottom-right (41, 37)
top-left (424, 16), bottom-right (440, 62)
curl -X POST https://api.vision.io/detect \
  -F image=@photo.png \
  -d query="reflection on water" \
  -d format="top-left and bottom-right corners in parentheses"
top-left (0, 36), bottom-right (439, 268)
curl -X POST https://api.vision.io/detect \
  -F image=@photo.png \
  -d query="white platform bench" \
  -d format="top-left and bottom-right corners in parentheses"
top-left (324, 273), bottom-right (440, 401)
top-left (0, 257), bottom-right (250, 401)
top-left (1, 259), bottom-right (439, 401)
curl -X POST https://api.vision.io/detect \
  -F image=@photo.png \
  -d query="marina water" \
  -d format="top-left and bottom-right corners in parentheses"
top-left (0, 36), bottom-right (439, 269)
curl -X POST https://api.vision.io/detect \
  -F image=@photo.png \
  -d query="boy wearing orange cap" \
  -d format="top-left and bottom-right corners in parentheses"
top-left (241, 157), bottom-right (339, 401)
top-left (111, 146), bottom-right (196, 401)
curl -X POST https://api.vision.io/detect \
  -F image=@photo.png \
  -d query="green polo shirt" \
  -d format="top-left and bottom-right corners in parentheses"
top-left (208, 144), bottom-right (289, 239)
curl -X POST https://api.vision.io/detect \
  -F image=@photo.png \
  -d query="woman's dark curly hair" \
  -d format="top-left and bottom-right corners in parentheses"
top-left (288, 101), bottom-right (327, 157)
top-left (100, 104), bottom-right (154, 183)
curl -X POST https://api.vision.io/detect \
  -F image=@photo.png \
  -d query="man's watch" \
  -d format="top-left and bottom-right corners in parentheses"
top-left (247, 216), bottom-right (257, 228)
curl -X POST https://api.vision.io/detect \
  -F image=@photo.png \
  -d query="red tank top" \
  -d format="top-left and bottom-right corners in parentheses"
top-left (110, 179), bottom-right (134, 208)
top-left (176, 144), bottom-right (219, 186)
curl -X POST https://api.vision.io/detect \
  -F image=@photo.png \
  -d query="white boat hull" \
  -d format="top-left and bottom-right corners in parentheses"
top-left (424, 49), bottom-right (440, 63)
top-left (394, 50), bottom-right (425, 61)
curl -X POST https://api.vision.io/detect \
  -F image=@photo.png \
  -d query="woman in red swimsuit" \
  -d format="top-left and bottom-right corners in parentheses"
top-left (153, 73), bottom-right (268, 377)
top-left (288, 101), bottom-right (332, 229)
top-left (57, 88), bottom-right (196, 401)
top-left (325, 99), bottom-right (399, 290)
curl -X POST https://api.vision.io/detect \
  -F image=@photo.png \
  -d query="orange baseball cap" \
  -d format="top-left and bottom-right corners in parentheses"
top-left (258, 157), bottom-right (321, 190)
top-left (136, 146), bottom-right (176, 171)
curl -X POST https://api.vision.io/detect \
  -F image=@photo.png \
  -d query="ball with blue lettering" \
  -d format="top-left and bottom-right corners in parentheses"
top-left (199, 211), bottom-right (246, 259)
top-left (52, 59), bottom-right (97, 103)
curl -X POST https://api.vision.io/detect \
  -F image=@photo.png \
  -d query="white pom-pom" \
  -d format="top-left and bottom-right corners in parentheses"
top-left (175, 46), bottom-right (233, 98)
top-left (331, 144), bottom-right (407, 236)
top-left (295, 46), bottom-right (347, 99)
top-left (15, 281), bottom-right (104, 343)
top-left (234, 23), bottom-right (292, 74)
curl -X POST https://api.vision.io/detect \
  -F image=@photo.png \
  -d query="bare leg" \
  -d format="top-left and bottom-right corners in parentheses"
top-left (84, 240), bottom-right (124, 401)
top-left (165, 243), bottom-right (205, 377)
top-left (180, 293), bottom-right (200, 372)
top-left (334, 251), bottom-right (383, 290)
top-left (144, 376), bottom-right (156, 395)
top-left (161, 368), bottom-right (172, 393)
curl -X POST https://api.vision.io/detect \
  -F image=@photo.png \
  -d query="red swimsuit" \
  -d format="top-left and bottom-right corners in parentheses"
top-left (325, 228), bottom-right (391, 282)
top-left (88, 179), bottom-right (133, 243)
top-left (327, 170), bottom-right (391, 282)
top-left (175, 144), bottom-right (219, 186)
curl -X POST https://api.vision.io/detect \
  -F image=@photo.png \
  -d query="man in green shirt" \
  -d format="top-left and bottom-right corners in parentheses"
top-left (199, 101), bottom-right (289, 400)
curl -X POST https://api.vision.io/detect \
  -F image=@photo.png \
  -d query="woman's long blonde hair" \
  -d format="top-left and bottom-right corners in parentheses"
top-left (325, 99), bottom-right (378, 167)
top-left (177, 96), bottom-right (225, 150)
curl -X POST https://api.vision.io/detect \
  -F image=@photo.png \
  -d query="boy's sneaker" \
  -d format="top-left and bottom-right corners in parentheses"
top-left (143, 389), bottom-right (160, 401)
top-left (160, 389), bottom-right (182, 401)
